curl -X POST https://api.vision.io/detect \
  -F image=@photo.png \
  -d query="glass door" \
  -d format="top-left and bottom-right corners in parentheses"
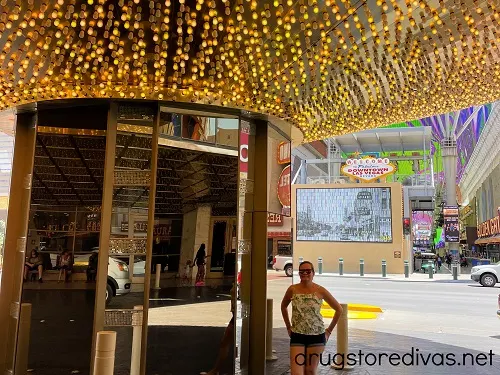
top-left (209, 218), bottom-right (237, 274)
top-left (210, 220), bottom-right (228, 272)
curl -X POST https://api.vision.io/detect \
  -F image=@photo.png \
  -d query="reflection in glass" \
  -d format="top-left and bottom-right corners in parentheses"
top-left (216, 118), bottom-right (239, 148)
top-left (158, 108), bottom-right (238, 149)
top-left (0, 110), bottom-right (15, 291)
top-left (159, 111), bottom-right (182, 137)
top-left (146, 123), bottom-right (237, 375)
top-left (104, 104), bottom-right (155, 375)
top-left (19, 130), bottom-right (106, 375)
top-left (182, 115), bottom-right (216, 143)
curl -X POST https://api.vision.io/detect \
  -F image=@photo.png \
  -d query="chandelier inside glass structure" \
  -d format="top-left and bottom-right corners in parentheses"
top-left (0, 0), bottom-right (498, 140)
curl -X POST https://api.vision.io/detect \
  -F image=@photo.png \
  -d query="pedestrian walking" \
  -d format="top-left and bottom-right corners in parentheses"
top-left (193, 244), bottom-right (207, 299)
top-left (281, 261), bottom-right (343, 375)
top-left (437, 256), bottom-right (442, 271)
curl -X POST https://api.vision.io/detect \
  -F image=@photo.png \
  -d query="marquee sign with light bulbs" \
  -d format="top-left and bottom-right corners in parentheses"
top-left (341, 157), bottom-right (396, 183)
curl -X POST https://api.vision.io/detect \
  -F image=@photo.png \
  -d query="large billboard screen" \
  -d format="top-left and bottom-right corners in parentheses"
top-left (296, 188), bottom-right (393, 242)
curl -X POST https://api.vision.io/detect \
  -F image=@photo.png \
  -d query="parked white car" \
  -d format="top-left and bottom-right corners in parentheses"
top-left (272, 255), bottom-right (293, 277)
top-left (470, 261), bottom-right (500, 287)
top-left (74, 250), bottom-right (131, 304)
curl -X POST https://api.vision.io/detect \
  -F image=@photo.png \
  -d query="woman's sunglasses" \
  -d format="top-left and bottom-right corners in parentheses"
top-left (298, 269), bottom-right (313, 275)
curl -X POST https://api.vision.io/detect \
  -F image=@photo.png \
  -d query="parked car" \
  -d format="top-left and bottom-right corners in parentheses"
top-left (74, 250), bottom-right (131, 304)
top-left (273, 255), bottom-right (293, 277)
top-left (470, 261), bottom-right (500, 287)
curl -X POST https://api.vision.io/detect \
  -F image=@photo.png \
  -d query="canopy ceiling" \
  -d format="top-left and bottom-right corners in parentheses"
top-left (332, 126), bottom-right (432, 153)
top-left (0, 1), bottom-right (499, 141)
top-left (31, 132), bottom-right (238, 215)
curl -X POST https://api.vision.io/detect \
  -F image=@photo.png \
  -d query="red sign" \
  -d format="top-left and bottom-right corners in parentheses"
top-left (268, 213), bottom-right (283, 226)
top-left (277, 141), bottom-right (291, 164)
top-left (240, 130), bottom-right (249, 174)
top-left (277, 165), bottom-right (291, 207)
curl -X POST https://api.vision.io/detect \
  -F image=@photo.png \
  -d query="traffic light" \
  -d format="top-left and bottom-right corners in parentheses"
top-left (403, 218), bottom-right (411, 235)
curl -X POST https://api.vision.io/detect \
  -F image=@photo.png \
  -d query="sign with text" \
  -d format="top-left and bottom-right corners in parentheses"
top-left (277, 165), bottom-right (291, 208)
top-left (277, 141), bottom-right (291, 164)
top-left (477, 215), bottom-right (500, 238)
top-left (121, 221), bottom-right (172, 237)
top-left (268, 212), bottom-right (283, 226)
top-left (341, 157), bottom-right (395, 183)
top-left (443, 206), bottom-right (459, 243)
top-left (239, 130), bottom-right (249, 174)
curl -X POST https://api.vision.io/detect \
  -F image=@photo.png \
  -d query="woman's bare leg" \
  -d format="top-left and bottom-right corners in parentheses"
top-left (304, 345), bottom-right (325, 375)
top-left (290, 345), bottom-right (306, 375)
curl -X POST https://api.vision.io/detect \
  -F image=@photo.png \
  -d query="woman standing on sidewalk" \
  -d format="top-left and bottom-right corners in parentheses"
top-left (194, 243), bottom-right (207, 285)
top-left (281, 261), bottom-right (343, 375)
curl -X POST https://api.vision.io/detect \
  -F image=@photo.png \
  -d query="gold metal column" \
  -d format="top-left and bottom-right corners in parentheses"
top-left (139, 106), bottom-right (159, 375)
top-left (248, 121), bottom-right (269, 374)
top-left (90, 102), bottom-right (117, 373)
top-left (0, 112), bottom-right (37, 375)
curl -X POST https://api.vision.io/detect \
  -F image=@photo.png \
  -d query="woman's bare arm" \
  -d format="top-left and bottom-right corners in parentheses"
top-left (281, 285), bottom-right (294, 335)
top-left (320, 286), bottom-right (343, 334)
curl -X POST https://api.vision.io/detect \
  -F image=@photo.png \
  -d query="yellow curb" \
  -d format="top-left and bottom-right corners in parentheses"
top-left (320, 309), bottom-right (378, 320)
top-left (321, 301), bottom-right (383, 313)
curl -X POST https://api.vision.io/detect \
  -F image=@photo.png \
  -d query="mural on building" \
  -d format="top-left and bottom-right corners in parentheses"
top-left (383, 104), bottom-right (491, 184)
top-left (339, 104), bottom-right (491, 185)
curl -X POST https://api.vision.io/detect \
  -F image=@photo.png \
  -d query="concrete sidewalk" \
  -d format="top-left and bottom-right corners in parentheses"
top-left (264, 327), bottom-right (500, 375)
top-left (297, 271), bottom-right (472, 282)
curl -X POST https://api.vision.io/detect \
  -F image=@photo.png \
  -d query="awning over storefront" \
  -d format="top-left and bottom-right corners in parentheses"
top-left (475, 234), bottom-right (500, 245)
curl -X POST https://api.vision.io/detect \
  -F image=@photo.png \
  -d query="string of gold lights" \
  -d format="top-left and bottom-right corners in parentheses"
top-left (0, 0), bottom-right (499, 141)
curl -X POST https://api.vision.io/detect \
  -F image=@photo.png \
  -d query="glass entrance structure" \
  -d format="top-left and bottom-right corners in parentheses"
top-left (0, 99), bottom-right (293, 375)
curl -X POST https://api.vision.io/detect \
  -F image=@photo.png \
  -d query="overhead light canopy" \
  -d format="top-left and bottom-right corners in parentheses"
top-left (0, 0), bottom-right (498, 141)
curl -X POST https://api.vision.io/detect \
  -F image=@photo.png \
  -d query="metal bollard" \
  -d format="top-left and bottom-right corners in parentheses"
top-left (404, 260), bottom-right (409, 278)
top-left (339, 258), bottom-right (343, 275)
top-left (93, 331), bottom-right (117, 375)
top-left (318, 257), bottom-right (323, 275)
top-left (359, 259), bottom-right (364, 276)
top-left (15, 303), bottom-right (32, 375)
top-left (452, 264), bottom-right (458, 280)
top-left (130, 306), bottom-right (143, 375)
top-left (381, 260), bottom-right (387, 277)
top-left (429, 264), bottom-right (434, 279)
top-left (265, 299), bottom-right (278, 361)
top-left (153, 263), bottom-right (161, 290)
top-left (331, 303), bottom-right (351, 369)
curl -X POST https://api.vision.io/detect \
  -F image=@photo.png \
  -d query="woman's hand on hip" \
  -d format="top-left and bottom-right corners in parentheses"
top-left (325, 329), bottom-right (331, 342)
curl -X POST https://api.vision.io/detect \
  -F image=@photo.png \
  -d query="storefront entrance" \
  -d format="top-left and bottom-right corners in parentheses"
top-left (0, 99), bottom-right (292, 375)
